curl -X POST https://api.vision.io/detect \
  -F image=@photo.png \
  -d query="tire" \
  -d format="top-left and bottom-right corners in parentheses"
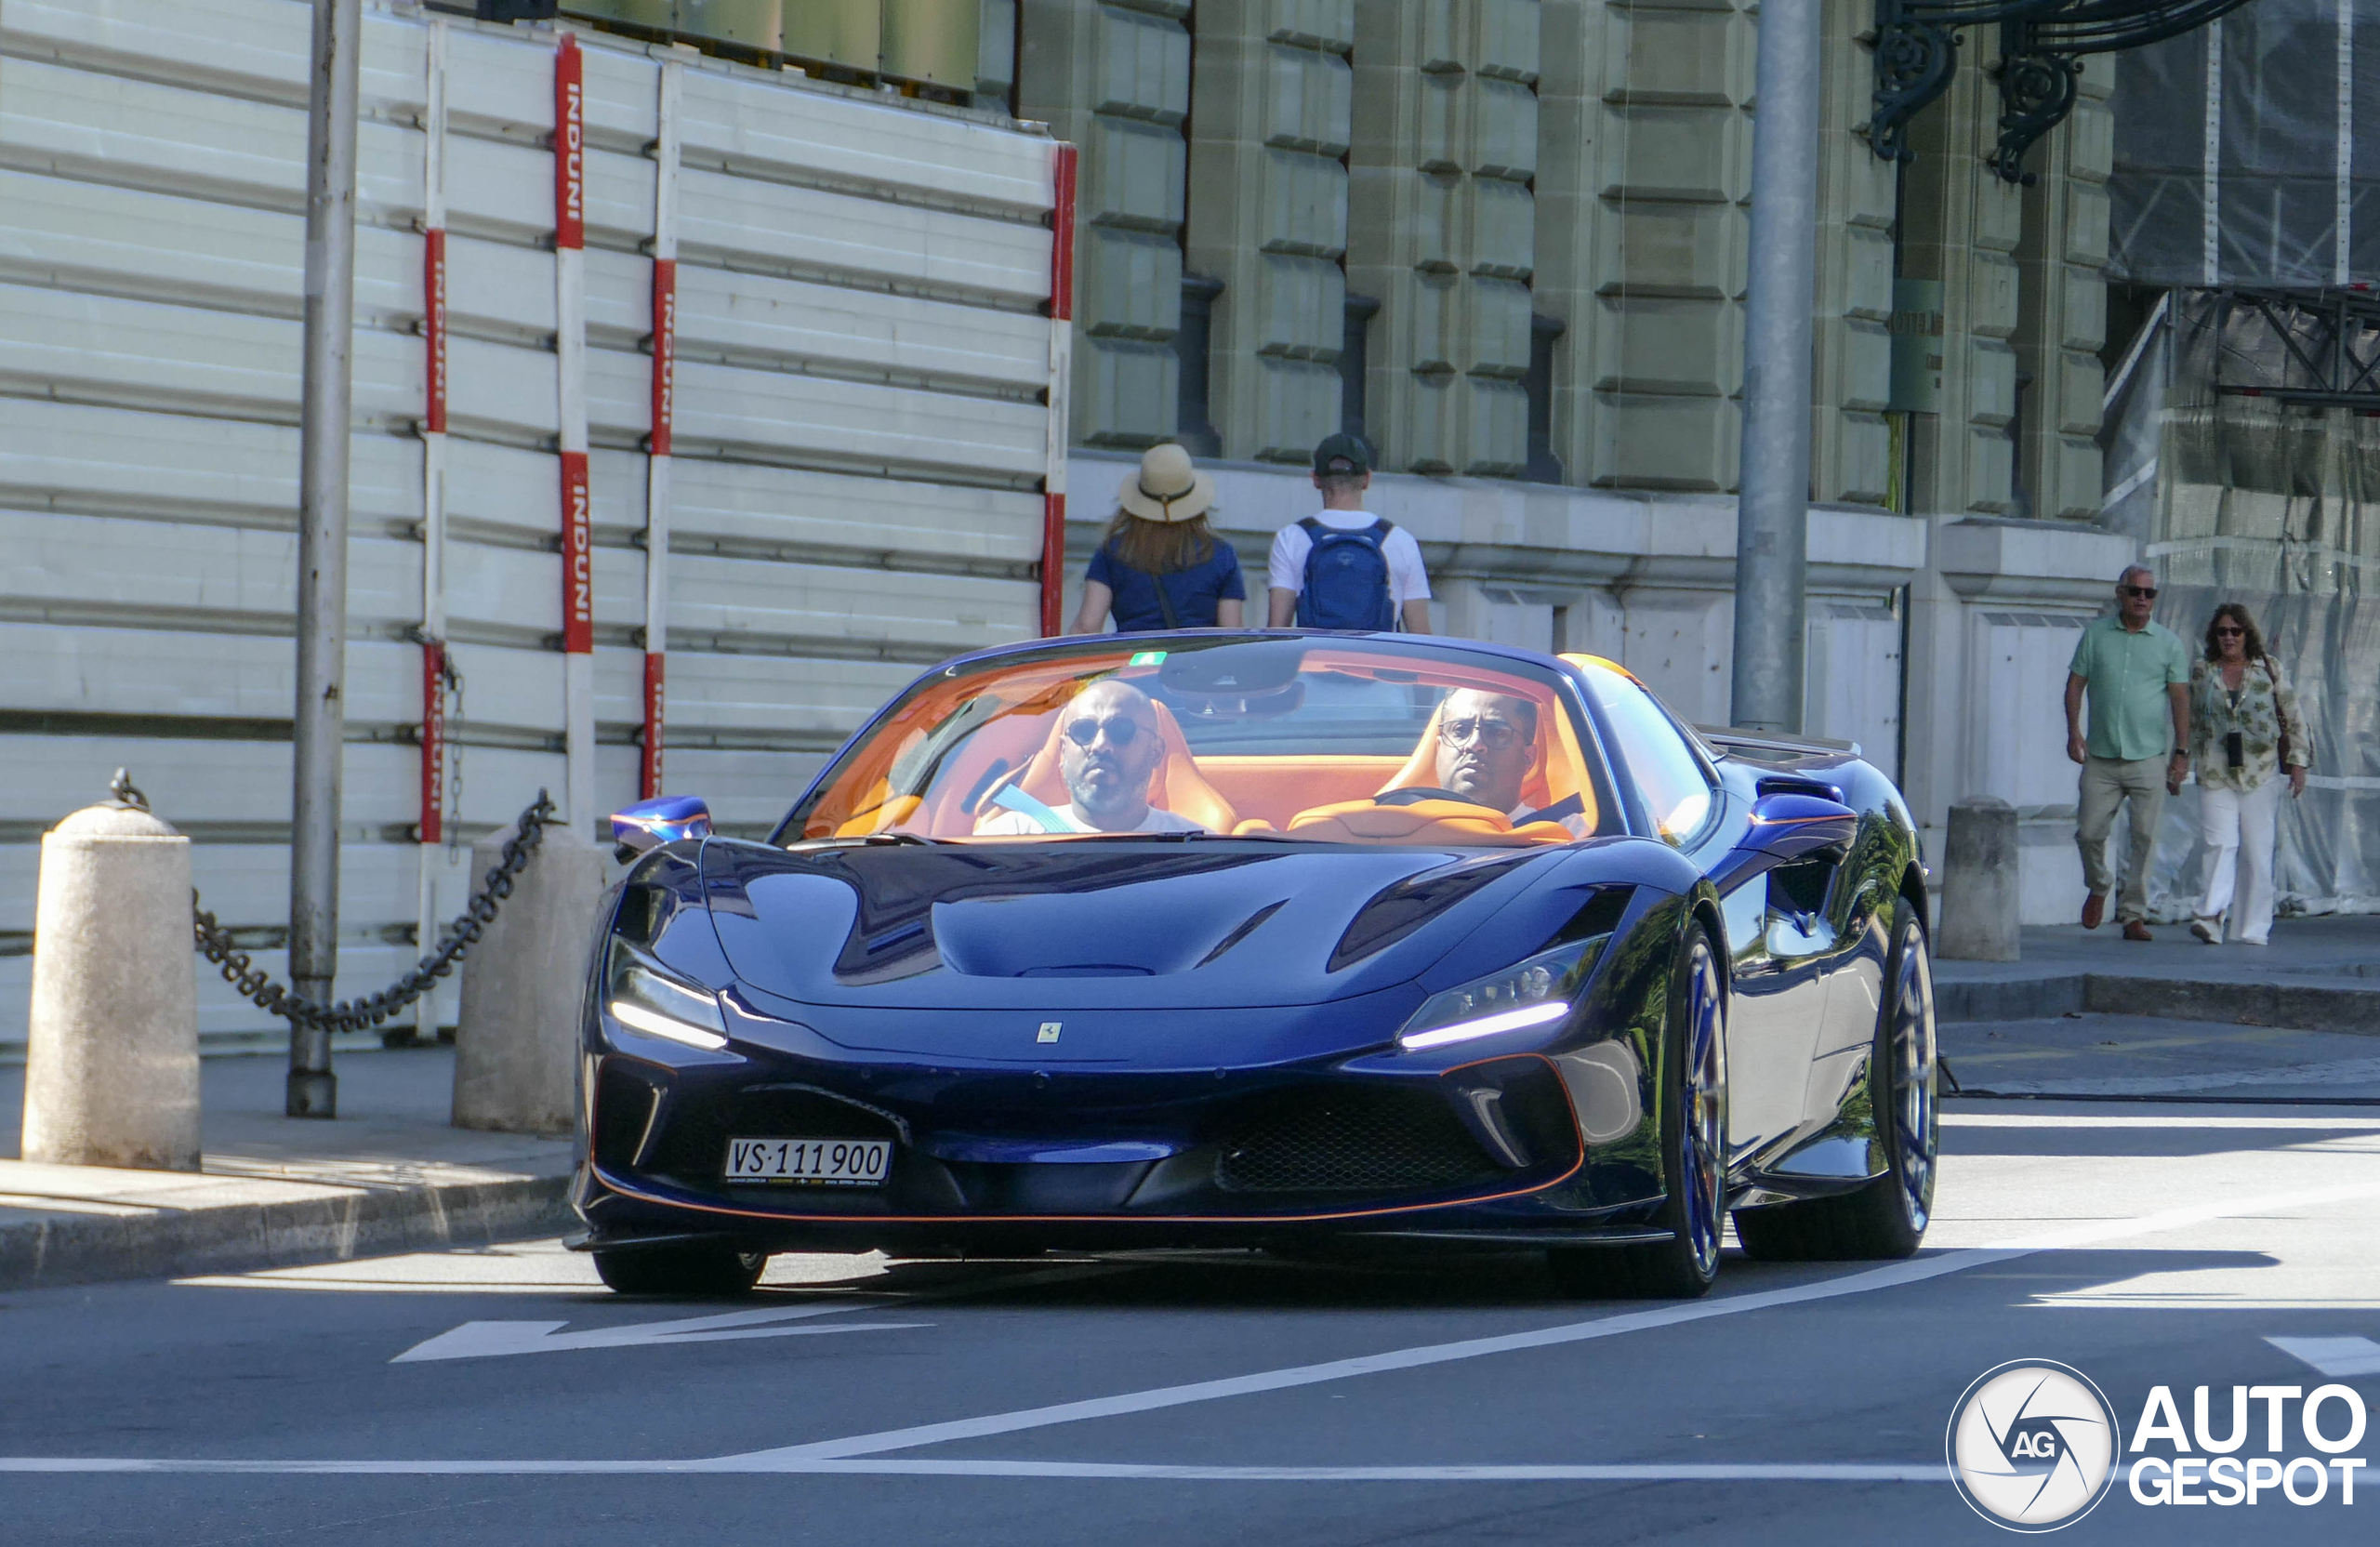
top-left (593, 1244), bottom-right (768, 1297)
top-left (1734, 895), bottom-right (1938, 1262)
top-left (1548, 919), bottom-right (1727, 1300)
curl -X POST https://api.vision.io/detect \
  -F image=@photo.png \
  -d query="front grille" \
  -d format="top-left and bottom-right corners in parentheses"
top-left (644, 1084), bottom-right (900, 1183)
top-left (1215, 1089), bottom-right (1500, 1195)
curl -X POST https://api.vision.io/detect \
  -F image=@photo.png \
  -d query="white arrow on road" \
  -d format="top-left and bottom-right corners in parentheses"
top-left (392, 1300), bottom-right (923, 1363)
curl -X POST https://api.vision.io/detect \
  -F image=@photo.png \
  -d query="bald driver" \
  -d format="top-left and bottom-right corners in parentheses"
top-left (1422, 689), bottom-right (1590, 837)
top-left (975, 680), bottom-right (1210, 835)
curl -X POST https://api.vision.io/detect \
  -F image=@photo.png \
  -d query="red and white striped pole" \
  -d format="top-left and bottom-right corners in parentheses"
top-left (554, 33), bottom-right (594, 829)
top-left (1039, 141), bottom-right (1077, 638)
top-left (415, 15), bottom-right (450, 1039)
top-left (641, 60), bottom-right (681, 799)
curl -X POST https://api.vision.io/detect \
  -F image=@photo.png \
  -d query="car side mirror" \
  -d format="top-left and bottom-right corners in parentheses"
top-left (612, 795), bottom-right (712, 861)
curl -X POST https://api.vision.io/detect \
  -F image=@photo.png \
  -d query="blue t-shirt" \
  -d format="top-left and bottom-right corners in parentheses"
top-left (1086, 536), bottom-right (1246, 632)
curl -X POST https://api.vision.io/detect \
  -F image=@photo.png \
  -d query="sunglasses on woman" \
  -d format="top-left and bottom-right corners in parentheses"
top-left (2214, 626), bottom-right (2243, 637)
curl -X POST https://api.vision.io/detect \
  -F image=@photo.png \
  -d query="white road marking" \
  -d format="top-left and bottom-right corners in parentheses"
top-left (0, 1457), bottom-right (1947, 1481)
top-left (2268, 1334), bottom-right (2380, 1377)
top-left (733, 1179), bottom-right (2380, 1462)
top-left (8, 1182), bottom-right (2375, 1481)
top-left (1946, 1114), bottom-right (2380, 1130)
top-left (390, 1301), bottom-right (925, 1362)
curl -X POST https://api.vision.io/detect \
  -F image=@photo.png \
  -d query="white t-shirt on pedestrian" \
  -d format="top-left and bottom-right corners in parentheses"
top-left (1266, 510), bottom-right (1433, 609)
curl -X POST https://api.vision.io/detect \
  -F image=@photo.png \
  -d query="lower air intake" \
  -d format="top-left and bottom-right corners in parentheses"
top-left (1216, 1089), bottom-right (1500, 1195)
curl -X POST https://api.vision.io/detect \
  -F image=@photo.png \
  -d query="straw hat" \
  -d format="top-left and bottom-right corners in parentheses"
top-left (1117, 443), bottom-right (1217, 523)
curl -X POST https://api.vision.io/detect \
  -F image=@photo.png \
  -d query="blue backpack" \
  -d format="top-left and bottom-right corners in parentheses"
top-left (1294, 517), bottom-right (1396, 631)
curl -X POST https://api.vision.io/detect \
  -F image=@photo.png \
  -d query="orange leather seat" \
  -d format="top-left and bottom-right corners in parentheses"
top-left (1002, 697), bottom-right (1238, 832)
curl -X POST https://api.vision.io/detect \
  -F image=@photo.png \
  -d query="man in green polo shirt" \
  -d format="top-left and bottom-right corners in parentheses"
top-left (2065, 563), bottom-right (2192, 939)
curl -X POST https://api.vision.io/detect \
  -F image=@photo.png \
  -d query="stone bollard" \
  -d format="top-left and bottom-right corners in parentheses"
top-left (452, 815), bottom-right (610, 1134)
top-left (22, 785), bottom-right (201, 1170)
top-left (1937, 794), bottom-right (2021, 962)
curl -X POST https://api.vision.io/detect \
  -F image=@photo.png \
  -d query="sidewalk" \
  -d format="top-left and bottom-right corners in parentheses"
top-left (0, 1049), bottom-right (575, 1292)
top-left (1933, 914), bottom-right (2380, 1032)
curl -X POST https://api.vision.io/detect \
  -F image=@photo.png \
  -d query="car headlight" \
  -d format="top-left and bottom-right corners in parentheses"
top-left (605, 938), bottom-right (730, 1051)
top-left (1396, 937), bottom-right (1604, 1051)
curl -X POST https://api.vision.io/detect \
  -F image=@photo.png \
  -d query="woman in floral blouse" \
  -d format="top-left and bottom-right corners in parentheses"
top-left (2185, 603), bottom-right (2309, 945)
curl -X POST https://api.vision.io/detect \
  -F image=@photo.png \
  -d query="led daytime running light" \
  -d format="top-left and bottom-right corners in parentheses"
top-left (607, 997), bottom-right (728, 1051)
top-left (1397, 997), bottom-right (1570, 1051)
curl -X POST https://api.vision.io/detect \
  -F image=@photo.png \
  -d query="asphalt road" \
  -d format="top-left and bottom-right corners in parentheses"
top-left (3, 1080), bottom-right (2376, 1541)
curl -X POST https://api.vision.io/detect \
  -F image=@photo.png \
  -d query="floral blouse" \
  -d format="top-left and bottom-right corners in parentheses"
top-left (2188, 655), bottom-right (2309, 793)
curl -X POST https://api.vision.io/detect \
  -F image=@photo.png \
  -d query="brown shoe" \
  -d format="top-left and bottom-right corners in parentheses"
top-left (2122, 920), bottom-right (2152, 942)
top-left (2082, 893), bottom-right (2108, 930)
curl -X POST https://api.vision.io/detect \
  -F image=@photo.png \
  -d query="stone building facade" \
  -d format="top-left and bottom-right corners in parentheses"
top-left (1004, 0), bottom-right (2136, 921)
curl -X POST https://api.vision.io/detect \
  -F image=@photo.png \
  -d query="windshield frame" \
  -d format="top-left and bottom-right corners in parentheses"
top-left (766, 631), bottom-right (1630, 848)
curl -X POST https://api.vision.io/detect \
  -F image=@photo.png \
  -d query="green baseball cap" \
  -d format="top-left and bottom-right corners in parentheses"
top-left (1311, 432), bottom-right (1373, 476)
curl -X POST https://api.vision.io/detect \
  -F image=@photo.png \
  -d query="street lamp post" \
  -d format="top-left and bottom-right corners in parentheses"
top-left (1730, 0), bottom-right (1824, 734)
top-left (288, 0), bottom-right (363, 1118)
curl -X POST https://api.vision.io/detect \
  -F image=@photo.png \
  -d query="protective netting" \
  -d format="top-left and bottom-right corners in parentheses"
top-left (2103, 292), bottom-right (2380, 918)
top-left (2109, 0), bottom-right (2380, 287)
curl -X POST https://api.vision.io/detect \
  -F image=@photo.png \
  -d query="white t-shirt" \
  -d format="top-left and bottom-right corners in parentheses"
top-left (975, 802), bottom-right (1210, 836)
top-left (1266, 510), bottom-right (1432, 608)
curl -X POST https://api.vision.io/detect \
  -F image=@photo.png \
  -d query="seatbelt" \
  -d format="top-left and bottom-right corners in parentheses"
top-left (1514, 793), bottom-right (1585, 827)
top-left (986, 783), bottom-right (1077, 832)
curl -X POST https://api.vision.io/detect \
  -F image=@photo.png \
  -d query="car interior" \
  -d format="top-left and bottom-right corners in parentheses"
top-left (796, 642), bottom-right (1612, 846)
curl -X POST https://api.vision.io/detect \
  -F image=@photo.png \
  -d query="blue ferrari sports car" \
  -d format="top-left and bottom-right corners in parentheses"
top-left (574, 630), bottom-right (1937, 1299)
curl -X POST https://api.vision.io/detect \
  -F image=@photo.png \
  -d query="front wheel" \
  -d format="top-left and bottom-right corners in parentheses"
top-left (593, 1244), bottom-right (768, 1297)
top-left (1734, 896), bottom-right (1937, 1262)
top-left (1549, 919), bottom-right (1726, 1299)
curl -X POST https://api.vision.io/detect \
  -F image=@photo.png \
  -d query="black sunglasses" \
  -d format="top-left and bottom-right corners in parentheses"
top-left (1064, 716), bottom-right (1141, 749)
top-left (2122, 585), bottom-right (2159, 600)
top-left (2214, 625), bottom-right (2244, 636)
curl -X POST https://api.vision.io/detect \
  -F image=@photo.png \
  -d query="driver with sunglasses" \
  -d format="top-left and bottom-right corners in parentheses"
top-left (975, 681), bottom-right (1210, 835)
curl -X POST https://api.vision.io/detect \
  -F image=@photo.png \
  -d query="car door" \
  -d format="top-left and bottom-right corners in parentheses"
top-left (1715, 840), bottom-right (1839, 1156)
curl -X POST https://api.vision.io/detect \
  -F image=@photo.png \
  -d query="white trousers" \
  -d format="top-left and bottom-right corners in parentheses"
top-left (2196, 778), bottom-right (2283, 944)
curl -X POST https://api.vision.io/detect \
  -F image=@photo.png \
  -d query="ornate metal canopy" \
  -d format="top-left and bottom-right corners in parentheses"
top-left (1871, 0), bottom-right (2261, 183)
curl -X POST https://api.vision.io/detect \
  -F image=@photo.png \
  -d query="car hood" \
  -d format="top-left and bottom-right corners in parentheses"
top-left (699, 839), bottom-right (1556, 1012)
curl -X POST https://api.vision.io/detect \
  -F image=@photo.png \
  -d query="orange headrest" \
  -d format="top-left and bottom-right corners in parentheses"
top-left (1015, 695), bottom-right (1238, 833)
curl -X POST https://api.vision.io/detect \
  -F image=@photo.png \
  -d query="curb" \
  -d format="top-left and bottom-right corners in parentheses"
top-left (0, 1172), bottom-right (575, 1294)
top-left (1939, 972), bottom-right (2380, 1035)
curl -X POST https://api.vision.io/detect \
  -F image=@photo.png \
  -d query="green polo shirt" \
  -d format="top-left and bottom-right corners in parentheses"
top-left (2069, 614), bottom-right (2189, 761)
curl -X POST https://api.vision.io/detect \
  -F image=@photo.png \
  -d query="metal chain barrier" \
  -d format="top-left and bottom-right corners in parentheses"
top-left (192, 789), bottom-right (559, 1035)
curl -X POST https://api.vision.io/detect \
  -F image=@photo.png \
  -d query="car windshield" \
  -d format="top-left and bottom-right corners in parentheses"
top-left (783, 637), bottom-right (1613, 846)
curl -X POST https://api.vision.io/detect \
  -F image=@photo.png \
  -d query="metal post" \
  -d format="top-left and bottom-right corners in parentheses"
top-left (288, 0), bottom-right (363, 1118)
top-left (1729, 0), bottom-right (1823, 734)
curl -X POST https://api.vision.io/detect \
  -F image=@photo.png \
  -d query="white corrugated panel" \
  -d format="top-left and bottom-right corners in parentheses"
top-left (0, 0), bottom-right (1055, 1051)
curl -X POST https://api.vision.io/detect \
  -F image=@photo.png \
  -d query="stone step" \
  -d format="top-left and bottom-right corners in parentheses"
top-left (1937, 972), bottom-right (2380, 1036)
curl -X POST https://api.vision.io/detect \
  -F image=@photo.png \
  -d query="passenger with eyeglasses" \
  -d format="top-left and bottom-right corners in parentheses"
top-left (973, 681), bottom-right (1210, 835)
top-left (2063, 563), bottom-right (2192, 940)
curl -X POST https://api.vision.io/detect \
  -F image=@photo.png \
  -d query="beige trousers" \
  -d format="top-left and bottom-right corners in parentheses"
top-left (2077, 754), bottom-right (2168, 923)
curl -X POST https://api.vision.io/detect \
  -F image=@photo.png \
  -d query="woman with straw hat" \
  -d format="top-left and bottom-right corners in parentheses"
top-left (1070, 443), bottom-right (1245, 633)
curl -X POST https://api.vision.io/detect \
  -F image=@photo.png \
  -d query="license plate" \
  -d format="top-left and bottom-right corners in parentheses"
top-left (724, 1136), bottom-right (892, 1186)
